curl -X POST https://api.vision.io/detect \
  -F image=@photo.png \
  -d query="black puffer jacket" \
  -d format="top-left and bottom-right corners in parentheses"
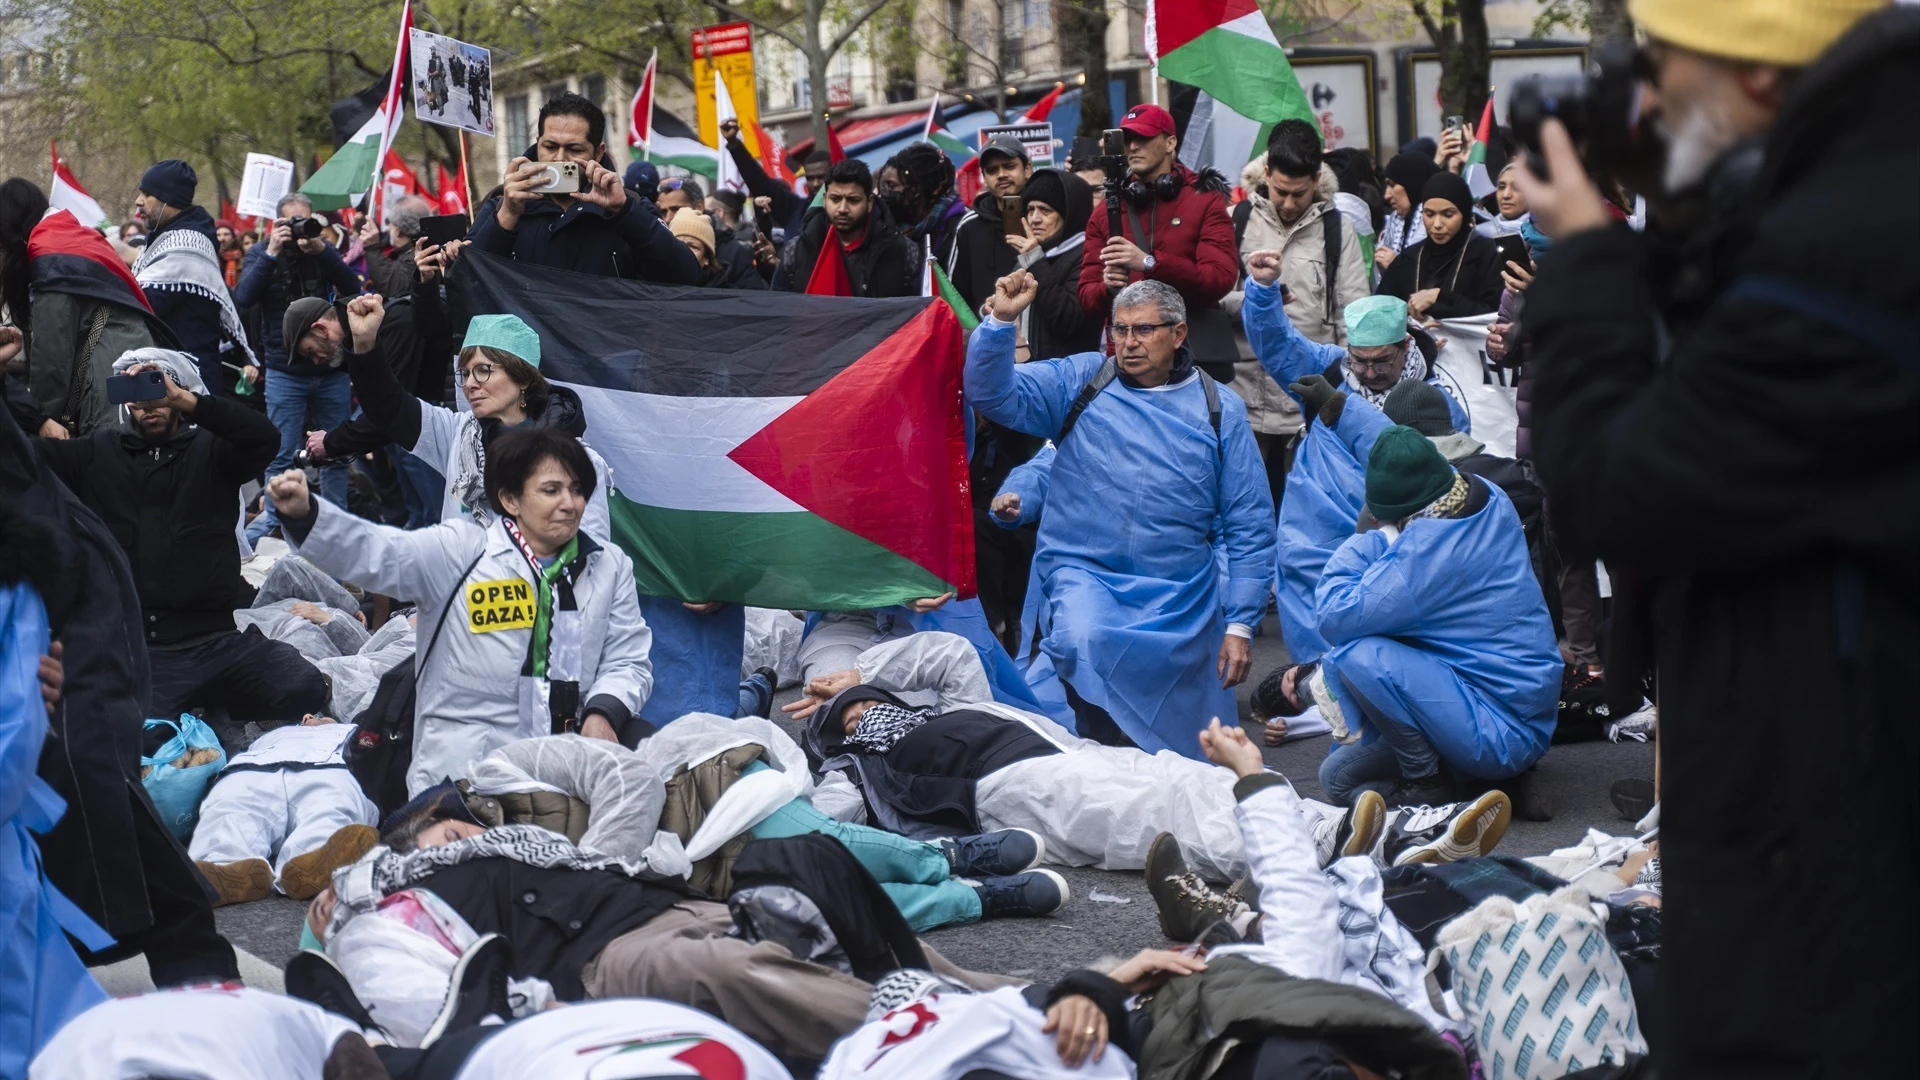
top-left (36, 391), bottom-right (278, 644)
top-left (947, 190), bottom-right (1023, 312)
top-left (1525, 8), bottom-right (1920, 1075)
top-left (468, 183), bottom-right (701, 286)
top-left (773, 200), bottom-right (921, 298)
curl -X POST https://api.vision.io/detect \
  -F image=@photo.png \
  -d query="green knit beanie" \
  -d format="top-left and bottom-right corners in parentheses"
top-left (1366, 424), bottom-right (1456, 520)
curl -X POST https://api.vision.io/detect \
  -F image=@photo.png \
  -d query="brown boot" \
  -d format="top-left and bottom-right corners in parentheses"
top-left (195, 858), bottom-right (273, 907)
top-left (280, 824), bottom-right (379, 900)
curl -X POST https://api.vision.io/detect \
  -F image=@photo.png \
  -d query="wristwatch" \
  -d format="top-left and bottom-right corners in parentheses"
top-left (1142, 254), bottom-right (1157, 272)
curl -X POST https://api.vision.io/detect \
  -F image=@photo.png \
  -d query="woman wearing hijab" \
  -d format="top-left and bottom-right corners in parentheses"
top-left (269, 426), bottom-right (653, 796)
top-left (1374, 172), bottom-right (1504, 319)
top-left (1373, 152), bottom-right (1440, 270)
top-left (1004, 168), bottom-right (1100, 361)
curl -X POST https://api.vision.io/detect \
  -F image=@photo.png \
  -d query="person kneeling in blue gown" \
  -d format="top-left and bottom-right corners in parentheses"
top-left (1258, 424), bottom-right (1561, 809)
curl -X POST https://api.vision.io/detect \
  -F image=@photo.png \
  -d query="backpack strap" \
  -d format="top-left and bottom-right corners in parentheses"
top-left (1199, 363), bottom-right (1222, 443)
top-left (1056, 357), bottom-right (1119, 445)
top-left (1322, 210), bottom-right (1342, 329)
top-left (1721, 274), bottom-right (1920, 379)
top-left (416, 550), bottom-right (487, 677)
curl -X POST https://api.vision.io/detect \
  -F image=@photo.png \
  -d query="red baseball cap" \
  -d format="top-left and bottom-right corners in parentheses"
top-left (1119, 104), bottom-right (1176, 139)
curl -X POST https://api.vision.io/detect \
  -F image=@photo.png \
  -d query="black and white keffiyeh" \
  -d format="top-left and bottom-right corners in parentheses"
top-left (1342, 347), bottom-right (1428, 408)
top-left (133, 226), bottom-right (257, 367)
top-left (847, 702), bottom-right (935, 754)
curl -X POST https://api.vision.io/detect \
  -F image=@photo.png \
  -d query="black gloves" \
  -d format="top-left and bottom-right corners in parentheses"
top-left (1289, 374), bottom-right (1344, 423)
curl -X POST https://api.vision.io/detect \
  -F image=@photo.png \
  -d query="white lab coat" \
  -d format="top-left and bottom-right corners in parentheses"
top-left (290, 500), bottom-right (652, 796)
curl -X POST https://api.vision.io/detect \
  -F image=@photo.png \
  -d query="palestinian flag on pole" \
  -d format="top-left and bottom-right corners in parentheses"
top-left (1146, 1), bottom-right (1313, 128)
top-left (924, 254), bottom-right (978, 332)
top-left (923, 97), bottom-right (974, 162)
top-left (449, 250), bottom-right (976, 609)
top-left (1464, 91), bottom-right (1499, 199)
top-left (48, 141), bottom-right (110, 231)
top-left (628, 49), bottom-right (657, 153)
top-left (638, 104), bottom-right (720, 180)
top-left (302, 0), bottom-right (411, 211)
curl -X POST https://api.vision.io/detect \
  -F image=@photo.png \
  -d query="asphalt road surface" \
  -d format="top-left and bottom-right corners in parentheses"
top-left (107, 615), bottom-right (1655, 993)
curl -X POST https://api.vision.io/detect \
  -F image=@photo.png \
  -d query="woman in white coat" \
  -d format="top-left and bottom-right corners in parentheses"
top-left (269, 426), bottom-right (652, 797)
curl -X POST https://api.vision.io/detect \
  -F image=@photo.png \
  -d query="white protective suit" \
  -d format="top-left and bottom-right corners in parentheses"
top-left (451, 999), bottom-right (793, 1080)
top-left (819, 986), bottom-right (1133, 1080)
top-left (818, 631), bottom-right (1252, 880)
top-left (289, 500), bottom-right (653, 797)
top-left (29, 987), bottom-right (357, 1080)
top-left (187, 721), bottom-right (378, 890)
top-left (466, 733), bottom-right (689, 876)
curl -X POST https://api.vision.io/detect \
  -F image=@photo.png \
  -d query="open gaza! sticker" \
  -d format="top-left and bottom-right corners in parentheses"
top-left (466, 577), bottom-right (536, 632)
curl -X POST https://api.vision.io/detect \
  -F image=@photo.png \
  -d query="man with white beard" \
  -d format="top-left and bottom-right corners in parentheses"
top-left (1517, 0), bottom-right (1920, 1074)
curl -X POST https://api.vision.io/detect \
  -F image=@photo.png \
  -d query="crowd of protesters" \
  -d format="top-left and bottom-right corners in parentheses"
top-left (3, 0), bottom-right (1917, 1076)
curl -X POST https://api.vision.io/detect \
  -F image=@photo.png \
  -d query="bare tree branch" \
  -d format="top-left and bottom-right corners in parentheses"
top-left (826, 0), bottom-right (898, 59)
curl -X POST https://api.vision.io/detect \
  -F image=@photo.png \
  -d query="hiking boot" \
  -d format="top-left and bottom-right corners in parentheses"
top-left (939, 828), bottom-right (1044, 878)
top-left (195, 858), bottom-right (273, 907)
top-left (1503, 766), bottom-right (1554, 822)
top-left (1303, 789), bottom-right (1388, 867)
top-left (285, 949), bottom-right (385, 1036)
top-left (1382, 791), bottom-right (1513, 867)
top-left (973, 869), bottom-right (1069, 919)
top-left (1145, 832), bottom-right (1248, 942)
top-left (280, 824), bottom-right (380, 900)
top-left (421, 933), bottom-right (514, 1047)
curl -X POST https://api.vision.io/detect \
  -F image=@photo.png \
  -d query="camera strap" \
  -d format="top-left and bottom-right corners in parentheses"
top-left (1124, 202), bottom-right (1157, 264)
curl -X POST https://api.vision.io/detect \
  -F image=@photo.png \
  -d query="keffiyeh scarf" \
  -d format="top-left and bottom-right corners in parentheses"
top-left (132, 226), bottom-right (256, 367)
top-left (1342, 347), bottom-right (1428, 408)
top-left (450, 415), bottom-right (493, 526)
top-left (1412, 470), bottom-right (1471, 521)
top-left (847, 702), bottom-right (934, 754)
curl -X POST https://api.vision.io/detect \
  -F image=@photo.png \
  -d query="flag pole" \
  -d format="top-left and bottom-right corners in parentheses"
top-left (458, 129), bottom-right (473, 212)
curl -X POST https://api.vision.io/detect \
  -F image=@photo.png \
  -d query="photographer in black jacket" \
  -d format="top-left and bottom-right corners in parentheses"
top-left (470, 92), bottom-right (699, 285)
top-left (33, 349), bottom-right (329, 727)
top-left (1517, 1), bottom-right (1920, 1073)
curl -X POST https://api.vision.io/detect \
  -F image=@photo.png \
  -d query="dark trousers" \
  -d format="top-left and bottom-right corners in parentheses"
top-left (148, 626), bottom-right (330, 727)
top-left (72, 783), bottom-right (240, 985)
top-left (1063, 678), bottom-right (1135, 749)
top-left (972, 508), bottom-right (1036, 648)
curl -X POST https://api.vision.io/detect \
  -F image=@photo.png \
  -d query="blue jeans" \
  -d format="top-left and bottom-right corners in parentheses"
top-left (1317, 668), bottom-right (1441, 805)
top-left (388, 442), bottom-right (444, 529)
top-left (248, 368), bottom-right (350, 540)
top-left (747, 785), bottom-right (981, 932)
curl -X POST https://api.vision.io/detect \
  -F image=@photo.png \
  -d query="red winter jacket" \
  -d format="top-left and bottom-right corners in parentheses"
top-left (1077, 164), bottom-right (1239, 315)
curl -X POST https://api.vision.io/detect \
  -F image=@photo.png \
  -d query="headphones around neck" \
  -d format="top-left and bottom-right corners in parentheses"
top-left (1123, 169), bottom-right (1184, 208)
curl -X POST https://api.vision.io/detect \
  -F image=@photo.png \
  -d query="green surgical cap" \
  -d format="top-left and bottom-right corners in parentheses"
top-left (461, 314), bottom-right (542, 368)
top-left (1343, 295), bottom-right (1411, 349)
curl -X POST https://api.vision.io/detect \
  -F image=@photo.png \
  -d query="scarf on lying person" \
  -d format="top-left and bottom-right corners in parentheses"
top-left (847, 702), bottom-right (935, 754)
top-left (502, 518), bottom-right (589, 734)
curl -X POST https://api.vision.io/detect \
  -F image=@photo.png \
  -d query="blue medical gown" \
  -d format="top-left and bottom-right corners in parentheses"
top-left (637, 596), bottom-right (745, 725)
top-left (1275, 397), bottom-right (1390, 661)
top-left (1315, 483), bottom-right (1561, 778)
top-left (1241, 278), bottom-right (1469, 433)
top-left (965, 321), bottom-right (1275, 758)
top-left (2, 583), bottom-right (111, 1077)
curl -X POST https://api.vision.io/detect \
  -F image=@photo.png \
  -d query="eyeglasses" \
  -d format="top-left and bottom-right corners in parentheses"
top-left (1110, 322), bottom-right (1177, 341)
top-left (456, 362), bottom-right (498, 385)
top-left (1346, 352), bottom-right (1404, 374)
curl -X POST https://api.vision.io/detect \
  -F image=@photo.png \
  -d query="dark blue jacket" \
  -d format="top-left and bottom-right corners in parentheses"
top-left (467, 188), bottom-right (701, 284)
top-left (232, 239), bottom-right (362, 374)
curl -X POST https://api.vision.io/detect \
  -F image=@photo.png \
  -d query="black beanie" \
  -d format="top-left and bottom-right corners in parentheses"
top-left (139, 159), bottom-right (198, 210)
top-left (1383, 152), bottom-right (1439, 197)
top-left (1022, 168), bottom-right (1067, 217)
top-left (1418, 171), bottom-right (1476, 222)
top-left (1383, 380), bottom-right (1455, 437)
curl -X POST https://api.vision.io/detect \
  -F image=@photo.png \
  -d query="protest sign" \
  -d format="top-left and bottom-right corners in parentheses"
top-left (693, 22), bottom-right (757, 148)
top-left (236, 154), bottom-right (296, 219)
top-left (1427, 314), bottom-right (1520, 458)
top-left (409, 27), bottom-right (493, 137)
top-left (976, 122), bottom-right (1056, 165)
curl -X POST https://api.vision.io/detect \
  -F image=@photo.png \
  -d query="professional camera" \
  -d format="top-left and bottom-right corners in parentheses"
top-left (283, 215), bottom-right (325, 240)
top-left (1509, 41), bottom-right (1659, 183)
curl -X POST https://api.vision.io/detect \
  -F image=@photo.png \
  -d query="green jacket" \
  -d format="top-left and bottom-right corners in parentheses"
top-left (1140, 954), bottom-right (1466, 1080)
top-left (28, 291), bottom-right (162, 436)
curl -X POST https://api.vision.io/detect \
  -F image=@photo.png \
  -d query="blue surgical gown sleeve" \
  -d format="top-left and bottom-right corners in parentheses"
top-left (1328, 392), bottom-right (1395, 463)
top-left (993, 443), bottom-right (1054, 529)
top-left (1441, 381), bottom-right (1472, 435)
top-left (963, 319), bottom-right (1104, 439)
top-left (1216, 393), bottom-right (1279, 628)
top-left (1243, 279), bottom-right (1348, 410)
top-left (1314, 529), bottom-right (1429, 644)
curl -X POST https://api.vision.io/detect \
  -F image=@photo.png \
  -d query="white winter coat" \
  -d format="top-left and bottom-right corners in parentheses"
top-left (289, 501), bottom-right (653, 796)
top-left (414, 399), bottom-right (614, 543)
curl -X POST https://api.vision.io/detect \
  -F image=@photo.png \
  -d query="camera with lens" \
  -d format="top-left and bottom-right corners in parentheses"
top-left (1509, 41), bottom-right (1658, 183)
top-left (283, 215), bottom-right (325, 240)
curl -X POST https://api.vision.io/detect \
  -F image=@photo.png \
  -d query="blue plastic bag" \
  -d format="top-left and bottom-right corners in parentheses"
top-left (140, 715), bottom-right (226, 842)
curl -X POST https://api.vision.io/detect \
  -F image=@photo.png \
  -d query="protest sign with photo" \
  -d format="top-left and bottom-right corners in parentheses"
top-left (409, 27), bottom-right (493, 137)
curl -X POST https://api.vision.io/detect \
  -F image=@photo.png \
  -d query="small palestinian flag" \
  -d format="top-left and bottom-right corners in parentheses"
top-left (639, 104), bottom-right (722, 180)
top-left (451, 250), bottom-right (976, 610)
top-left (1464, 91), bottom-right (1498, 199)
top-left (922, 98), bottom-right (975, 163)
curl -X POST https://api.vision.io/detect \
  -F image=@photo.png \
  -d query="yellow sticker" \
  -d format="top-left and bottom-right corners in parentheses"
top-left (465, 577), bottom-right (537, 633)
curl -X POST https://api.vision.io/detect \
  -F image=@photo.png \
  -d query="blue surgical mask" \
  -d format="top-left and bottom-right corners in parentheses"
top-left (299, 920), bottom-right (323, 954)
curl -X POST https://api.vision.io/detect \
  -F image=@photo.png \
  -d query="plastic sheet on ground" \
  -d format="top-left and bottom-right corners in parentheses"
top-left (251, 553), bottom-right (359, 613)
top-left (468, 734), bottom-right (668, 867)
top-left (742, 607), bottom-right (805, 688)
top-left (314, 615), bottom-right (416, 724)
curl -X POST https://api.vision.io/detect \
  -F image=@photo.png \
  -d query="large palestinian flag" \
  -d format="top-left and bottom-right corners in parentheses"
top-left (451, 250), bottom-right (975, 610)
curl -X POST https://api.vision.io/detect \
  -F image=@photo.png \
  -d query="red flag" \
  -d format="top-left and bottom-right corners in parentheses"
top-left (1473, 91), bottom-right (1497, 145)
top-left (826, 124), bottom-right (848, 165)
top-left (954, 158), bottom-right (983, 206)
top-left (804, 233), bottom-right (852, 297)
top-left (628, 48), bottom-right (657, 150)
top-left (1022, 82), bottom-right (1065, 122)
top-left (382, 150), bottom-right (422, 197)
top-left (751, 121), bottom-right (794, 184)
top-left (436, 162), bottom-right (469, 216)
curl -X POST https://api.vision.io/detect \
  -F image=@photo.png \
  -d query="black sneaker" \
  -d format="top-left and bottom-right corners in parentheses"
top-left (420, 933), bottom-right (513, 1047)
top-left (1382, 769), bottom-right (1456, 808)
top-left (1382, 792), bottom-right (1513, 867)
top-left (1504, 766), bottom-right (1554, 822)
top-left (973, 869), bottom-right (1069, 918)
top-left (739, 667), bottom-right (779, 718)
top-left (285, 949), bottom-right (384, 1036)
top-left (939, 828), bottom-right (1044, 877)
top-left (1610, 777), bottom-right (1656, 823)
